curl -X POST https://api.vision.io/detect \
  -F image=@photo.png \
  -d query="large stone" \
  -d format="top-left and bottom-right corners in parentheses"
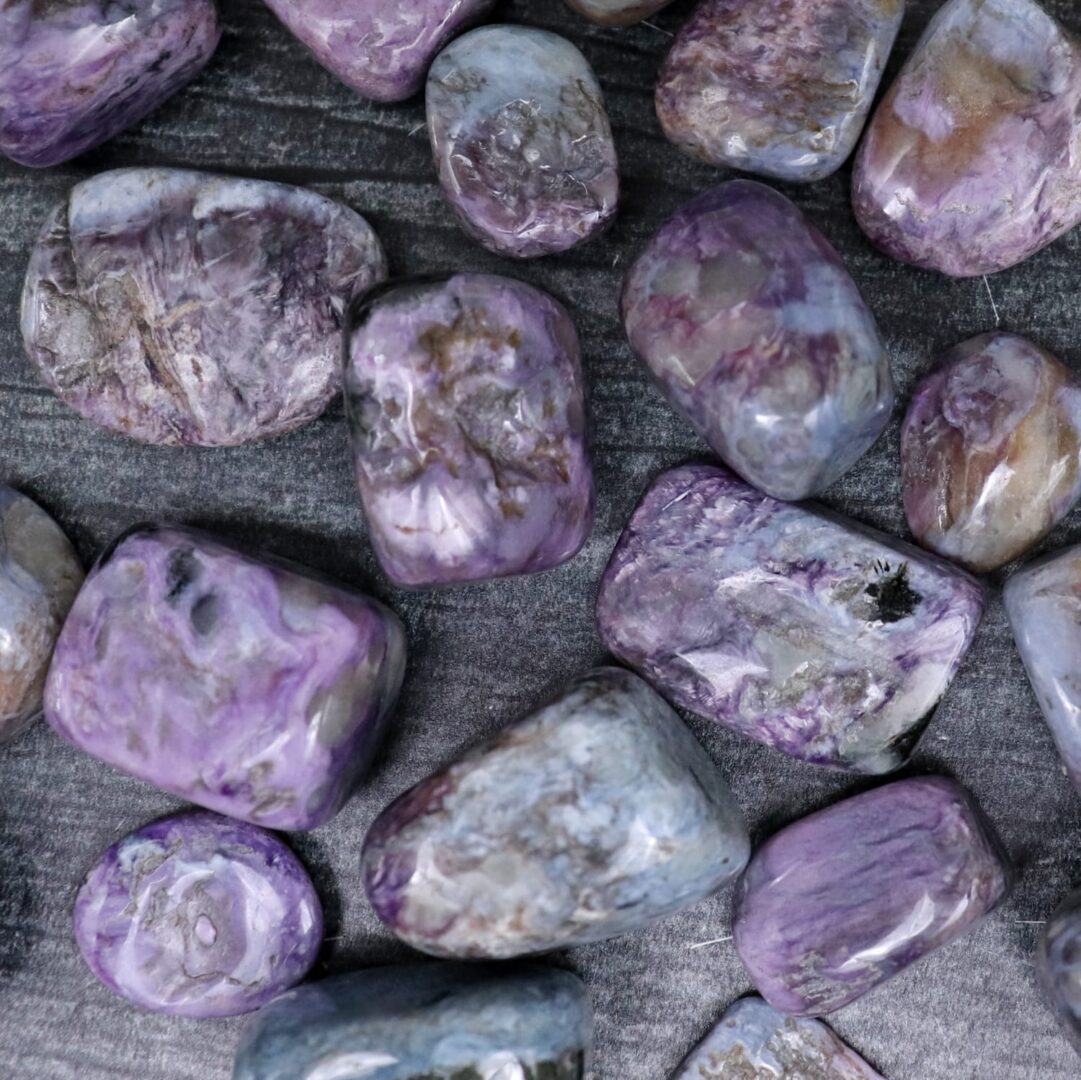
top-left (597, 464), bottom-right (985, 774)
top-left (1038, 886), bottom-right (1081, 1056)
top-left (22, 168), bottom-right (386, 447)
top-left (565, 0), bottom-right (674, 25)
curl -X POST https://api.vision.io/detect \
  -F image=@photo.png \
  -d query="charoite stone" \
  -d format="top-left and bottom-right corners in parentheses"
top-left (656, 0), bottom-right (903, 181)
top-left (902, 333), bottom-right (1081, 573)
top-left (233, 964), bottom-right (591, 1079)
top-left (22, 168), bottom-right (386, 447)
top-left (621, 182), bottom-right (893, 500)
top-left (344, 274), bottom-right (593, 587)
top-left (733, 777), bottom-right (1010, 1016)
top-left (427, 26), bottom-right (619, 258)
top-left (1038, 886), bottom-right (1081, 1055)
top-left (74, 812), bottom-right (322, 1018)
top-left (45, 525), bottom-right (406, 831)
top-left (564, 0), bottom-right (674, 26)
top-left (853, 0), bottom-right (1081, 277)
top-left (362, 667), bottom-right (749, 958)
top-left (0, 0), bottom-right (219, 168)
top-left (597, 465), bottom-right (985, 773)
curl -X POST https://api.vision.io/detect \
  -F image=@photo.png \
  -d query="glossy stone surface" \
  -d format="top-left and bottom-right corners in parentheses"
top-left (853, 0), bottom-right (1081, 277)
top-left (621, 182), bottom-right (894, 500)
top-left (361, 667), bottom-right (749, 959)
top-left (733, 777), bottom-right (1010, 1016)
top-left (565, 0), bottom-right (674, 25)
top-left (427, 26), bottom-right (619, 258)
top-left (1038, 886), bottom-right (1081, 1055)
top-left (344, 274), bottom-right (594, 587)
top-left (597, 464), bottom-right (985, 773)
top-left (233, 964), bottom-right (591, 1079)
top-left (0, 0), bottom-right (220, 168)
top-left (45, 525), bottom-right (406, 831)
top-left (902, 333), bottom-right (1081, 573)
top-left (22, 168), bottom-right (386, 447)
top-left (74, 812), bottom-right (321, 1018)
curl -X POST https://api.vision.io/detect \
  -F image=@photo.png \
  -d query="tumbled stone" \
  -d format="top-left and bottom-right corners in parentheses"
top-left (233, 964), bottom-right (591, 1079)
top-left (656, 0), bottom-right (903, 182)
top-left (565, 0), bottom-right (674, 25)
top-left (0, 0), bottom-right (219, 168)
top-left (22, 168), bottom-right (386, 447)
top-left (344, 274), bottom-right (594, 587)
top-left (621, 182), bottom-right (894, 500)
top-left (902, 333), bottom-right (1081, 573)
top-left (733, 777), bottom-right (1010, 1016)
top-left (362, 667), bottom-right (749, 958)
top-left (597, 464), bottom-right (985, 773)
top-left (74, 812), bottom-right (322, 1018)
top-left (1038, 886), bottom-right (1081, 1056)
top-left (45, 525), bottom-right (406, 831)
top-left (427, 26), bottom-right (619, 258)
top-left (853, 0), bottom-right (1081, 277)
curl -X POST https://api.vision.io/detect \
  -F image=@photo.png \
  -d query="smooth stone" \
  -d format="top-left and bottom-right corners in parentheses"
top-left (597, 464), bottom-right (985, 774)
top-left (74, 812), bottom-right (322, 1018)
top-left (902, 332), bottom-right (1081, 573)
top-left (361, 667), bottom-right (750, 959)
top-left (233, 964), bottom-right (591, 1079)
top-left (45, 525), bottom-right (406, 831)
top-left (0, 0), bottom-right (219, 168)
top-left (621, 182), bottom-right (894, 501)
top-left (1038, 886), bottom-right (1081, 1055)
top-left (852, 0), bottom-right (1081, 277)
top-left (565, 0), bottom-right (674, 26)
top-left (22, 168), bottom-right (386, 447)
top-left (427, 26), bottom-right (619, 258)
top-left (344, 274), bottom-right (594, 587)
top-left (733, 776), bottom-right (1011, 1016)
top-left (656, 0), bottom-right (904, 182)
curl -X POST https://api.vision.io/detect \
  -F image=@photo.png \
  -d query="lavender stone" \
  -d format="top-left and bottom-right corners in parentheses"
top-left (565, 0), bottom-right (674, 26)
top-left (1038, 886), bottom-right (1081, 1055)
top-left (621, 182), bottom-right (894, 501)
top-left (362, 667), bottom-right (749, 959)
top-left (733, 777), bottom-right (1010, 1016)
top-left (427, 26), bottom-right (619, 258)
top-left (45, 525), bottom-right (406, 831)
top-left (22, 168), bottom-right (387, 447)
top-left (74, 812), bottom-right (322, 1018)
top-left (0, 0), bottom-right (219, 168)
top-left (344, 274), bottom-right (594, 587)
top-left (597, 464), bottom-right (985, 773)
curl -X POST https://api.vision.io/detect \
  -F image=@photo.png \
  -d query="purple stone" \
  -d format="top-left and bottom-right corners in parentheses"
top-left (74, 812), bottom-right (322, 1018)
top-left (597, 464), bottom-right (985, 773)
top-left (1038, 886), bottom-right (1081, 1056)
top-left (853, 0), bottom-right (1081, 277)
top-left (427, 26), bottom-right (619, 258)
top-left (733, 776), bottom-right (1011, 1016)
top-left (565, 0), bottom-right (674, 25)
top-left (621, 182), bottom-right (894, 501)
top-left (0, 0), bottom-right (220, 168)
top-left (22, 168), bottom-right (387, 447)
top-left (45, 525), bottom-right (406, 831)
top-left (344, 274), bottom-right (594, 587)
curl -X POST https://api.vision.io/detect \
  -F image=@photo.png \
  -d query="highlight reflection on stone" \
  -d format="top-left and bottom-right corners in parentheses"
top-left (565, 0), bottom-right (674, 25)
top-left (1038, 886), bottom-right (1081, 1056)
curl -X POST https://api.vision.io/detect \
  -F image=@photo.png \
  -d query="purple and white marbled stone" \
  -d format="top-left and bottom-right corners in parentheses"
top-left (1038, 886), bottom-right (1081, 1056)
top-left (427, 26), bottom-right (619, 258)
top-left (733, 777), bottom-right (1010, 1016)
top-left (45, 525), bottom-right (406, 831)
top-left (564, 0), bottom-right (674, 25)
top-left (621, 182), bottom-right (894, 501)
top-left (74, 812), bottom-right (322, 1018)
top-left (597, 464), bottom-right (985, 774)
top-left (22, 168), bottom-right (386, 447)
top-left (0, 0), bottom-right (220, 168)
top-left (344, 274), bottom-right (594, 587)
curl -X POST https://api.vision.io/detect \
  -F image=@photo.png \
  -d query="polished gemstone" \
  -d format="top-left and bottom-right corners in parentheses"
top-left (902, 333), bottom-right (1081, 573)
top-left (45, 525), bottom-right (406, 831)
top-left (853, 0), bottom-right (1081, 277)
top-left (74, 812), bottom-right (322, 1018)
top-left (597, 464), bottom-right (985, 773)
top-left (656, 0), bottom-right (904, 181)
top-left (565, 0), bottom-right (674, 25)
top-left (1038, 886), bottom-right (1081, 1055)
top-left (344, 274), bottom-right (594, 587)
top-left (621, 182), bottom-right (894, 500)
top-left (22, 168), bottom-right (386, 447)
top-left (427, 26), bottom-right (619, 258)
top-left (361, 667), bottom-right (749, 958)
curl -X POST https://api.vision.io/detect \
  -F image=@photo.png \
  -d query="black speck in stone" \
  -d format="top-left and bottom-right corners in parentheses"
top-left (866, 562), bottom-right (921, 623)
top-left (166, 547), bottom-right (201, 603)
top-left (190, 593), bottom-right (219, 636)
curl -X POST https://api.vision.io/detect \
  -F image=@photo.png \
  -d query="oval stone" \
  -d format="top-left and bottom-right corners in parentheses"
top-left (1038, 886), bottom-right (1081, 1055)
top-left (22, 168), bottom-right (387, 447)
top-left (565, 0), bottom-right (674, 25)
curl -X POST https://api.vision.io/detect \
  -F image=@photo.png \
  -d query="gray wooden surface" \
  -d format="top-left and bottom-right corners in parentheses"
top-left (1, 1), bottom-right (1080, 1077)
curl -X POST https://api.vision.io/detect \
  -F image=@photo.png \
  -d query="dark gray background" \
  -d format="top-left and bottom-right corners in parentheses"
top-left (1, 0), bottom-right (1079, 1076)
